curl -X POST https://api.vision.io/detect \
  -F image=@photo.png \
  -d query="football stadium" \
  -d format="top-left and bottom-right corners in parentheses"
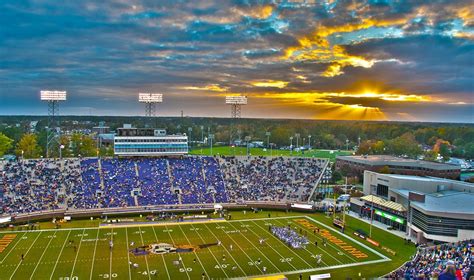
top-left (2, 1), bottom-right (474, 280)
top-left (0, 155), bottom-right (393, 279)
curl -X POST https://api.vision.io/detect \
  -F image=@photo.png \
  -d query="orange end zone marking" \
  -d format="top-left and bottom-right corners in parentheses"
top-left (0, 234), bottom-right (17, 253)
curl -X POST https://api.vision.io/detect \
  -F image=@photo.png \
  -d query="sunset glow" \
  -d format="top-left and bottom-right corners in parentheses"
top-left (0, 1), bottom-right (472, 122)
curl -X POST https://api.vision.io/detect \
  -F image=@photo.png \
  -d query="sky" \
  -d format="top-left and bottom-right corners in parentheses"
top-left (0, 0), bottom-right (473, 123)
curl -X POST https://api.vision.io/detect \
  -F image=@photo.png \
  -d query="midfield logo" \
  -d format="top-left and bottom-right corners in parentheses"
top-left (129, 242), bottom-right (217, 256)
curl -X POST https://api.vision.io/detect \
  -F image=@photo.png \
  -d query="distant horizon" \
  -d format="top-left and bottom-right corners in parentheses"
top-left (1, 114), bottom-right (473, 125)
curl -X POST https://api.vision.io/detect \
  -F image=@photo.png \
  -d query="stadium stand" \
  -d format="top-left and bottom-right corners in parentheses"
top-left (219, 156), bottom-right (326, 202)
top-left (1, 159), bottom-right (67, 214)
top-left (0, 156), bottom-right (327, 214)
top-left (386, 239), bottom-right (473, 279)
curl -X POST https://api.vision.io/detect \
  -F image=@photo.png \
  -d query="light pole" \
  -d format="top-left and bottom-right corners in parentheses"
top-left (265, 131), bottom-right (271, 149)
top-left (308, 135), bottom-right (312, 150)
top-left (358, 136), bottom-right (361, 147)
top-left (188, 127), bottom-right (192, 150)
top-left (290, 136), bottom-right (293, 155)
top-left (295, 133), bottom-right (300, 155)
top-left (59, 144), bottom-right (64, 159)
top-left (200, 125), bottom-right (204, 143)
top-left (346, 139), bottom-right (349, 151)
top-left (209, 134), bottom-right (214, 156)
top-left (245, 136), bottom-right (251, 156)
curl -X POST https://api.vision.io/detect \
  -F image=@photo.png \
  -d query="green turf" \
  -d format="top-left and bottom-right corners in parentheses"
top-left (189, 146), bottom-right (352, 162)
top-left (0, 211), bottom-right (415, 280)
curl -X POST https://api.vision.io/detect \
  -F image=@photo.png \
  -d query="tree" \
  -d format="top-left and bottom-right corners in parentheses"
top-left (464, 143), bottom-right (474, 159)
top-left (16, 133), bottom-right (42, 158)
top-left (378, 165), bottom-right (390, 174)
top-left (0, 133), bottom-right (13, 157)
top-left (331, 170), bottom-right (343, 183)
top-left (423, 150), bottom-right (438, 161)
top-left (438, 143), bottom-right (450, 161)
top-left (71, 133), bottom-right (96, 157)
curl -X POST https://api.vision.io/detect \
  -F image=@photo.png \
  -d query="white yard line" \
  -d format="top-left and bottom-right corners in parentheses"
top-left (239, 220), bottom-right (300, 270)
top-left (9, 231), bottom-right (42, 280)
top-left (269, 219), bottom-right (331, 266)
top-left (138, 226), bottom-right (151, 280)
top-left (164, 225), bottom-right (191, 280)
top-left (0, 216), bottom-right (308, 234)
top-left (226, 221), bottom-right (282, 273)
top-left (281, 218), bottom-right (351, 264)
top-left (202, 223), bottom-right (247, 277)
top-left (304, 216), bottom-right (390, 261)
top-left (89, 229), bottom-right (101, 280)
top-left (49, 230), bottom-right (71, 280)
top-left (151, 226), bottom-right (171, 280)
top-left (216, 222), bottom-right (263, 274)
top-left (124, 228), bottom-right (132, 280)
top-left (229, 258), bottom-right (390, 280)
top-left (109, 228), bottom-right (113, 280)
top-left (189, 223), bottom-right (229, 278)
top-left (177, 224), bottom-right (211, 279)
top-left (248, 220), bottom-right (314, 268)
top-left (29, 230), bottom-right (58, 279)
top-left (69, 229), bottom-right (86, 278)
top-left (0, 232), bottom-right (27, 264)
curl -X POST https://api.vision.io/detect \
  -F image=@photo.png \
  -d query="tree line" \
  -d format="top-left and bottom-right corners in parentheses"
top-left (0, 116), bottom-right (473, 160)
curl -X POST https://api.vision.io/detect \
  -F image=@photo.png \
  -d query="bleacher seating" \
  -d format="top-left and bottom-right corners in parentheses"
top-left (0, 156), bottom-right (326, 214)
top-left (386, 239), bottom-right (473, 279)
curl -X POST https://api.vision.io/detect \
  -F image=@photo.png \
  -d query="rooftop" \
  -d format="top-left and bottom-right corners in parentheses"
top-left (337, 155), bottom-right (460, 171)
top-left (411, 191), bottom-right (474, 215)
top-left (374, 173), bottom-right (474, 188)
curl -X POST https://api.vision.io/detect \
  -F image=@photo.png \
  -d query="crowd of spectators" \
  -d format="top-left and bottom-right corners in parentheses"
top-left (1, 159), bottom-right (68, 214)
top-left (219, 156), bottom-right (326, 202)
top-left (1, 156), bottom-right (325, 214)
top-left (270, 225), bottom-right (309, 249)
top-left (386, 239), bottom-right (473, 280)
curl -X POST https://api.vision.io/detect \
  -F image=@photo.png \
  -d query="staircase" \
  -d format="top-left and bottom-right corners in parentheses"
top-left (98, 159), bottom-right (105, 190)
top-left (166, 159), bottom-right (182, 204)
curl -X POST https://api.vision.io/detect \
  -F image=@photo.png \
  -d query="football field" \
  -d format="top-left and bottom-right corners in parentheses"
top-left (0, 216), bottom-right (389, 280)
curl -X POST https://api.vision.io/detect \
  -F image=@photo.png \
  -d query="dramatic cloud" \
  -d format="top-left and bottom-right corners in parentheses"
top-left (0, 0), bottom-right (472, 122)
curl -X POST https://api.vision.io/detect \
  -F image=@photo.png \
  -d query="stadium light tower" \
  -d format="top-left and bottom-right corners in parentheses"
top-left (225, 96), bottom-right (247, 119)
top-left (226, 96), bottom-right (247, 145)
top-left (40, 90), bottom-right (67, 158)
top-left (138, 93), bottom-right (163, 117)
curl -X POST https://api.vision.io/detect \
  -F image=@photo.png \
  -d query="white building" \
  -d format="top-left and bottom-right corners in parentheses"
top-left (114, 127), bottom-right (188, 157)
top-left (361, 171), bottom-right (474, 243)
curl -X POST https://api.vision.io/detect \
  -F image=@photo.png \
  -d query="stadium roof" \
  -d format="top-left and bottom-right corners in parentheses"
top-left (361, 195), bottom-right (407, 212)
top-left (336, 155), bottom-right (460, 171)
top-left (371, 173), bottom-right (474, 188)
top-left (410, 191), bottom-right (474, 215)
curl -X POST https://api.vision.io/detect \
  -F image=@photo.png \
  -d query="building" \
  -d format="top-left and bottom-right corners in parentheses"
top-left (336, 155), bottom-right (460, 180)
top-left (92, 121), bottom-right (110, 135)
top-left (351, 171), bottom-right (474, 243)
top-left (114, 126), bottom-right (188, 156)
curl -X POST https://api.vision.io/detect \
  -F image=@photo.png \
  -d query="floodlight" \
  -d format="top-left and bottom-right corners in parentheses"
top-left (139, 93), bottom-right (163, 103)
top-left (40, 90), bottom-right (67, 101)
top-left (225, 96), bottom-right (248, 105)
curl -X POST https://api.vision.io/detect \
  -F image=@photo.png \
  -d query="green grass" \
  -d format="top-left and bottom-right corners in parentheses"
top-left (0, 211), bottom-right (415, 280)
top-left (189, 146), bottom-right (352, 162)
